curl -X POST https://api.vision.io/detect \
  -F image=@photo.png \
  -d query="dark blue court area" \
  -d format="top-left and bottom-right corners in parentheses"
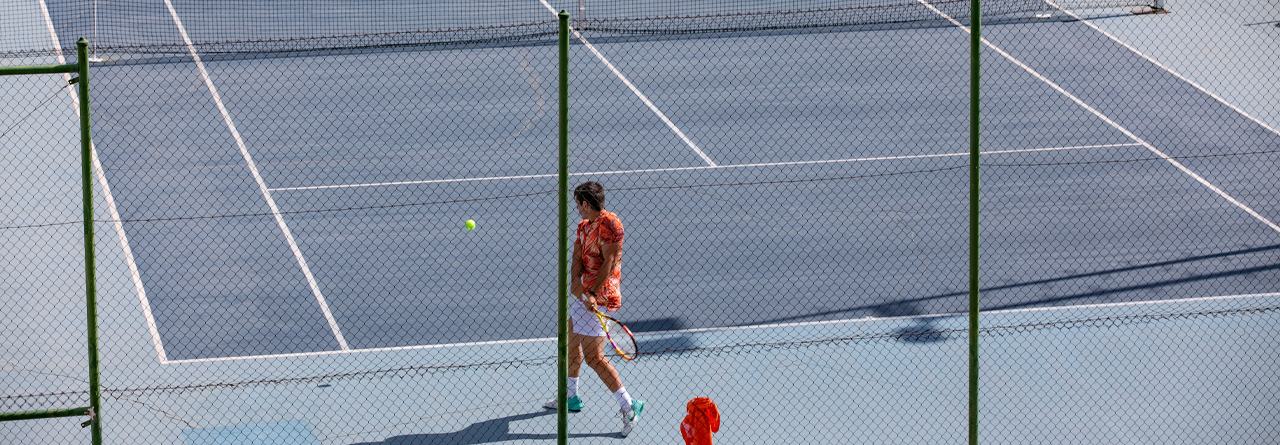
top-left (76, 4), bottom-right (1280, 361)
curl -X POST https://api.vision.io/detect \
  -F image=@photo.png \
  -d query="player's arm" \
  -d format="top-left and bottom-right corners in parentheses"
top-left (590, 242), bottom-right (623, 301)
top-left (570, 242), bottom-right (585, 298)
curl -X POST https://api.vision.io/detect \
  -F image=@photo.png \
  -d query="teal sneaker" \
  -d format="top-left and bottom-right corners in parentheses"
top-left (543, 395), bottom-right (584, 412)
top-left (620, 399), bottom-right (645, 437)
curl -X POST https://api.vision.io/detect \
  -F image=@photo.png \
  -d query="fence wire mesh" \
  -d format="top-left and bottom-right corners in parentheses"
top-left (1, 64), bottom-right (92, 441)
top-left (974, 2), bottom-right (1280, 442)
top-left (3, 0), bottom-right (1277, 444)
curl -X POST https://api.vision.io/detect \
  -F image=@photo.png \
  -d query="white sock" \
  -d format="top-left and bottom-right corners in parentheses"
top-left (613, 387), bottom-right (633, 413)
top-left (567, 377), bottom-right (579, 399)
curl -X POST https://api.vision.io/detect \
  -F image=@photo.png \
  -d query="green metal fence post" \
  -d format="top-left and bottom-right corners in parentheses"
top-left (557, 10), bottom-right (571, 445)
top-left (0, 64), bottom-right (78, 76)
top-left (77, 38), bottom-right (103, 445)
top-left (968, 2), bottom-right (981, 445)
top-left (0, 408), bottom-right (91, 423)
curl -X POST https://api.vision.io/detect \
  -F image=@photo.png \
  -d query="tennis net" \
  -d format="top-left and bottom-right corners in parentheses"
top-left (3, 0), bottom-right (1158, 60)
top-left (573, 0), bottom-right (1157, 36)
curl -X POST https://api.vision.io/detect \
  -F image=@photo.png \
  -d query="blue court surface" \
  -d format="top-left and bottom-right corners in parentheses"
top-left (4, 0), bottom-right (1279, 444)
top-left (71, 3), bottom-right (1280, 361)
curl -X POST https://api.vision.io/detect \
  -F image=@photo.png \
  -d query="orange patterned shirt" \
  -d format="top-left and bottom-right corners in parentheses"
top-left (576, 210), bottom-right (623, 311)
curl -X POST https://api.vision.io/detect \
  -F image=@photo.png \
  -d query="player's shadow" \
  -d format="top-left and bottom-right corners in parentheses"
top-left (872, 302), bottom-right (949, 344)
top-left (625, 317), bottom-right (684, 333)
top-left (637, 335), bottom-right (697, 354)
top-left (350, 410), bottom-right (617, 444)
top-left (625, 317), bottom-right (699, 355)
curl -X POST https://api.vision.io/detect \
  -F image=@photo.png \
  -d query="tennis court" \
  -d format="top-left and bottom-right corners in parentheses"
top-left (71, 1), bottom-right (1279, 361)
top-left (4, 0), bottom-right (1279, 443)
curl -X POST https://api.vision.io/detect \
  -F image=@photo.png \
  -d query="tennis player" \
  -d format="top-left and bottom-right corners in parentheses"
top-left (545, 181), bottom-right (645, 436)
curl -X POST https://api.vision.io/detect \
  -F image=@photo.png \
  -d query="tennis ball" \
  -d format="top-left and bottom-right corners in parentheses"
top-left (465, 220), bottom-right (476, 230)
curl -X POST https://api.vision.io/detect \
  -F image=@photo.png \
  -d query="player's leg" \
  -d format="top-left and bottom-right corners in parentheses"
top-left (544, 308), bottom-right (591, 411)
top-left (567, 327), bottom-right (585, 378)
top-left (581, 335), bottom-right (645, 436)
top-left (580, 335), bottom-right (621, 391)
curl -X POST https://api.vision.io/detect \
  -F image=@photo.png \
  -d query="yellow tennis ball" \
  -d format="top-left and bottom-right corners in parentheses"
top-left (465, 220), bottom-right (475, 230)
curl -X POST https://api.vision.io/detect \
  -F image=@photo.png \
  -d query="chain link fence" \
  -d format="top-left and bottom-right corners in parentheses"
top-left (3, 0), bottom-right (1277, 444)
top-left (975, 2), bottom-right (1280, 442)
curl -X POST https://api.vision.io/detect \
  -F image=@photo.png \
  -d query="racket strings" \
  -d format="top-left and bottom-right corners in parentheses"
top-left (602, 318), bottom-right (638, 359)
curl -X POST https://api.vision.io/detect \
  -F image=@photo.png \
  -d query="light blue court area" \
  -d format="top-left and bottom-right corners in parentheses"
top-left (184, 421), bottom-right (320, 445)
top-left (1, 3), bottom-right (96, 442)
top-left (90, 293), bottom-right (1280, 444)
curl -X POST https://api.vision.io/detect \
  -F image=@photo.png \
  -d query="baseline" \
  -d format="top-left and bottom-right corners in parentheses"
top-left (162, 291), bottom-right (1278, 364)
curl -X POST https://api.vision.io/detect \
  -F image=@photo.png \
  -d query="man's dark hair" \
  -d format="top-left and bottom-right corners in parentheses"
top-left (574, 181), bottom-right (605, 211)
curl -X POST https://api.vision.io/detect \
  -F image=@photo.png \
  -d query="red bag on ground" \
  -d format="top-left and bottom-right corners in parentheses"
top-left (680, 397), bottom-right (720, 445)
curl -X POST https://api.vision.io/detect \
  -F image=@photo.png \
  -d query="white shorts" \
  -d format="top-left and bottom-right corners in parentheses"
top-left (570, 299), bottom-right (607, 337)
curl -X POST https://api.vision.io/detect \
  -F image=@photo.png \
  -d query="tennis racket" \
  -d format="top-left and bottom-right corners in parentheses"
top-left (585, 292), bottom-right (638, 360)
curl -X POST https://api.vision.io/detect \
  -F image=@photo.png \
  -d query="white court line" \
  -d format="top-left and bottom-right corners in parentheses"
top-left (270, 143), bottom-right (1141, 192)
top-left (637, 291), bottom-right (1280, 336)
top-left (163, 0), bottom-right (350, 351)
top-left (1048, 1), bottom-right (1280, 138)
top-left (37, 0), bottom-right (168, 361)
top-left (537, 0), bottom-right (717, 167)
top-left (90, 129), bottom-right (168, 361)
top-left (166, 291), bottom-right (1280, 364)
top-left (918, 0), bottom-right (1280, 235)
top-left (166, 336), bottom-right (558, 364)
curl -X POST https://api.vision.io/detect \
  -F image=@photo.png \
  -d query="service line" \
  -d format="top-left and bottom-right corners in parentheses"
top-left (270, 143), bottom-right (1141, 192)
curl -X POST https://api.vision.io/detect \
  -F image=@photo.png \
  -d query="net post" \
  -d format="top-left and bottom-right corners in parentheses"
top-left (77, 37), bottom-right (103, 445)
top-left (968, 1), bottom-right (981, 444)
top-left (556, 10), bottom-right (571, 445)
